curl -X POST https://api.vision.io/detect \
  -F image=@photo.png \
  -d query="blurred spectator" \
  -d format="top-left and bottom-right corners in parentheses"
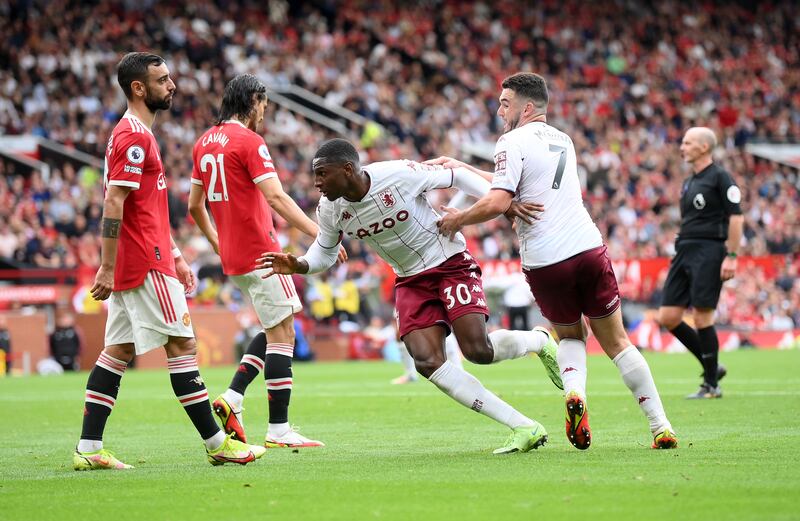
top-left (307, 273), bottom-right (335, 324)
top-left (0, 0), bottom-right (797, 332)
top-left (0, 315), bottom-right (11, 375)
top-left (502, 282), bottom-right (535, 331)
top-left (333, 278), bottom-right (361, 324)
top-left (49, 310), bottom-right (82, 371)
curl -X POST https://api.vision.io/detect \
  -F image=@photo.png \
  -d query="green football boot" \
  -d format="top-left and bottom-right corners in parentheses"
top-left (73, 448), bottom-right (133, 470)
top-left (493, 422), bottom-right (548, 455)
top-left (532, 326), bottom-right (563, 390)
top-left (207, 433), bottom-right (267, 466)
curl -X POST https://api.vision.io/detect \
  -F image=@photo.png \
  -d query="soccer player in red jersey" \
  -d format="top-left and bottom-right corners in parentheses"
top-left (73, 53), bottom-right (266, 470)
top-left (189, 74), bottom-right (343, 448)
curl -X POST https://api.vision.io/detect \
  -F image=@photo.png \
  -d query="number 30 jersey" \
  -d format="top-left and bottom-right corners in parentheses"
top-left (491, 121), bottom-right (602, 268)
top-left (192, 120), bottom-right (281, 275)
top-left (316, 160), bottom-right (467, 277)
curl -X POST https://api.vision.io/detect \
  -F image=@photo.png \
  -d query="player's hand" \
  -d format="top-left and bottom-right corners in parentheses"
top-left (211, 239), bottom-right (220, 255)
top-left (175, 256), bottom-right (197, 294)
top-left (504, 201), bottom-right (544, 224)
top-left (721, 256), bottom-right (737, 281)
top-left (423, 156), bottom-right (467, 169)
top-left (90, 265), bottom-right (115, 301)
top-left (257, 252), bottom-right (300, 278)
top-left (437, 206), bottom-right (463, 241)
top-left (337, 245), bottom-right (348, 264)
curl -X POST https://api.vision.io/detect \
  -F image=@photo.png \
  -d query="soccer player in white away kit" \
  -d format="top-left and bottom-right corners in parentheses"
top-left (260, 138), bottom-right (564, 455)
top-left (73, 53), bottom-right (265, 470)
top-left (189, 74), bottom-right (344, 448)
top-left (436, 72), bottom-right (678, 450)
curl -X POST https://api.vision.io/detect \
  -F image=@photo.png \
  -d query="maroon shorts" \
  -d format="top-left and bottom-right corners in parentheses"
top-left (395, 251), bottom-right (489, 338)
top-left (523, 245), bottom-right (621, 325)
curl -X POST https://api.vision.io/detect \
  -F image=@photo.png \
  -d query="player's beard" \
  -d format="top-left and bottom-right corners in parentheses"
top-left (504, 114), bottom-right (520, 133)
top-left (144, 90), bottom-right (172, 113)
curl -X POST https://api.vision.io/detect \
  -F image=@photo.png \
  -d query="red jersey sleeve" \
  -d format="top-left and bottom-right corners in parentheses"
top-left (190, 142), bottom-right (204, 188)
top-left (246, 135), bottom-right (278, 184)
top-left (107, 131), bottom-right (150, 190)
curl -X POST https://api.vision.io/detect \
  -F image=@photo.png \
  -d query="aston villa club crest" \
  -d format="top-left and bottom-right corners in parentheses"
top-left (379, 189), bottom-right (395, 208)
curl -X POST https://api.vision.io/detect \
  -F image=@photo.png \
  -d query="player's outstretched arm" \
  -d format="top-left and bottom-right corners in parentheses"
top-left (257, 252), bottom-right (307, 278)
top-left (256, 234), bottom-right (340, 278)
top-left (258, 177), bottom-right (319, 238)
top-left (90, 185), bottom-right (131, 301)
top-left (424, 156), bottom-right (493, 182)
top-left (437, 189), bottom-right (514, 241)
top-left (188, 183), bottom-right (219, 254)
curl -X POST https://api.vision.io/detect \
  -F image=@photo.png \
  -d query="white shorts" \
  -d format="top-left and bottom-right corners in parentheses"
top-left (105, 270), bottom-right (194, 355)
top-left (230, 269), bottom-right (302, 330)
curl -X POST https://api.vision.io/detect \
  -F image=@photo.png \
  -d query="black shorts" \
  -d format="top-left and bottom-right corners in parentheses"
top-left (661, 240), bottom-right (726, 309)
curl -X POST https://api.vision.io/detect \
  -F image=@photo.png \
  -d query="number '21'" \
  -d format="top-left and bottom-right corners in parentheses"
top-left (201, 153), bottom-right (228, 202)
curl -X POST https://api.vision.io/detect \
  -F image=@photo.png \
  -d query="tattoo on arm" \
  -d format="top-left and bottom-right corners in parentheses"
top-left (101, 218), bottom-right (121, 238)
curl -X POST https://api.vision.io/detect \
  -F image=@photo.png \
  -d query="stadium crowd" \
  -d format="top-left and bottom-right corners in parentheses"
top-left (0, 0), bottom-right (798, 330)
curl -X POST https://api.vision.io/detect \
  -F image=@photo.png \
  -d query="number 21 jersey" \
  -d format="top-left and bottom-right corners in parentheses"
top-left (192, 120), bottom-right (281, 275)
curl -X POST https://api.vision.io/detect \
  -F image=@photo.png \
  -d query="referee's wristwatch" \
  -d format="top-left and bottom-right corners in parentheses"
top-left (726, 252), bottom-right (738, 259)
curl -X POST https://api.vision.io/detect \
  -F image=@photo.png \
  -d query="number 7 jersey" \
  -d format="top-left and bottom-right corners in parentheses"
top-left (491, 121), bottom-right (602, 268)
top-left (192, 120), bottom-right (281, 275)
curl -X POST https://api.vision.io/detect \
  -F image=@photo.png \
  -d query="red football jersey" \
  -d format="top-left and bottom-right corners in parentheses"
top-left (104, 112), bottom-right (176, 291)
top-left (191, 120), bottom-right (281, 275)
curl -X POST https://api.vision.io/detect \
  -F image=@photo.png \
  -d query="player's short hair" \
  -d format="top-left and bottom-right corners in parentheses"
top-left (216, 74), bottom-right (267, 125)
top-left (502, 73), bottom-right (549, 110)
top-left (314, 138), bottom-right (360, 166)
top-left (117, 52), bottom-right (165, 100)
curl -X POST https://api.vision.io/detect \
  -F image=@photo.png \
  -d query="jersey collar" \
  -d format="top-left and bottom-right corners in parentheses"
top-left (693, 163), bottom-right (715, 178)
top-left (123, 111), bottom-right (155, 136)
top-left (223, 119), bottom-right (248, 129)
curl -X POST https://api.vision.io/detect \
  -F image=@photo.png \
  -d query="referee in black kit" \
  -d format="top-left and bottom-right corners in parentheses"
top-left (658, 127), bottom-right (744, 399)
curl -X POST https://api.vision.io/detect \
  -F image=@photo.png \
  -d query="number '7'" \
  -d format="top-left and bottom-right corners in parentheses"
top-left (550, 144), bottom-right (566, 189)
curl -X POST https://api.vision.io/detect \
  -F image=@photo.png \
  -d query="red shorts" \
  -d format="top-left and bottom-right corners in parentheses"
top-left (395, 251), bottom-right (489, 338)
top-left (523, 245), bottom-right (621, 325)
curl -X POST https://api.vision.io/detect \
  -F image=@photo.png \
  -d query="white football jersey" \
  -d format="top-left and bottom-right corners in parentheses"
top-left (491, 121), bottom-right (602, 268)
top-left (315, 160), bottom-right (467, 277)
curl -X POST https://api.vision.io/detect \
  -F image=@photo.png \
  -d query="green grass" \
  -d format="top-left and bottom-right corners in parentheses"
top-left (2, 349), bottom-right (798, 521)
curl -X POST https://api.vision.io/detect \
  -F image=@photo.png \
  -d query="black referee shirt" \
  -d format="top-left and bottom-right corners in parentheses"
top-left (677, 163), bottom-right (743, 243)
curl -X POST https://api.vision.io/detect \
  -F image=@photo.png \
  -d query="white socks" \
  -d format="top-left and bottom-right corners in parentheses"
top-left (223, 389), bottom-right (244, 409)
top-left (204, 431), bottom-right (227, 450)
top-left (429, 360), bottom-right (534, 429)
top-left (488, 328), bottom-right (548, 362)
top-left (444, 334), bottom-right (463, 369)
top-left (268, 422), bottom-right (291, 438)
top-left (613, 346), bottom-right (671, 434)
top-left (77, 439), bottom-right (103, 453)
top-left (556, 338), bottom-right (587, 398)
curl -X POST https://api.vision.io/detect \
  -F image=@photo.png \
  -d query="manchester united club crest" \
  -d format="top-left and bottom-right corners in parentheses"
top-left (378, 189), bottom-right (395, 208)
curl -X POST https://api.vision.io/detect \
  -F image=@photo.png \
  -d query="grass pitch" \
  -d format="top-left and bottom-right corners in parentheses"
top-left (2, 348), bottom-right (798, 521)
